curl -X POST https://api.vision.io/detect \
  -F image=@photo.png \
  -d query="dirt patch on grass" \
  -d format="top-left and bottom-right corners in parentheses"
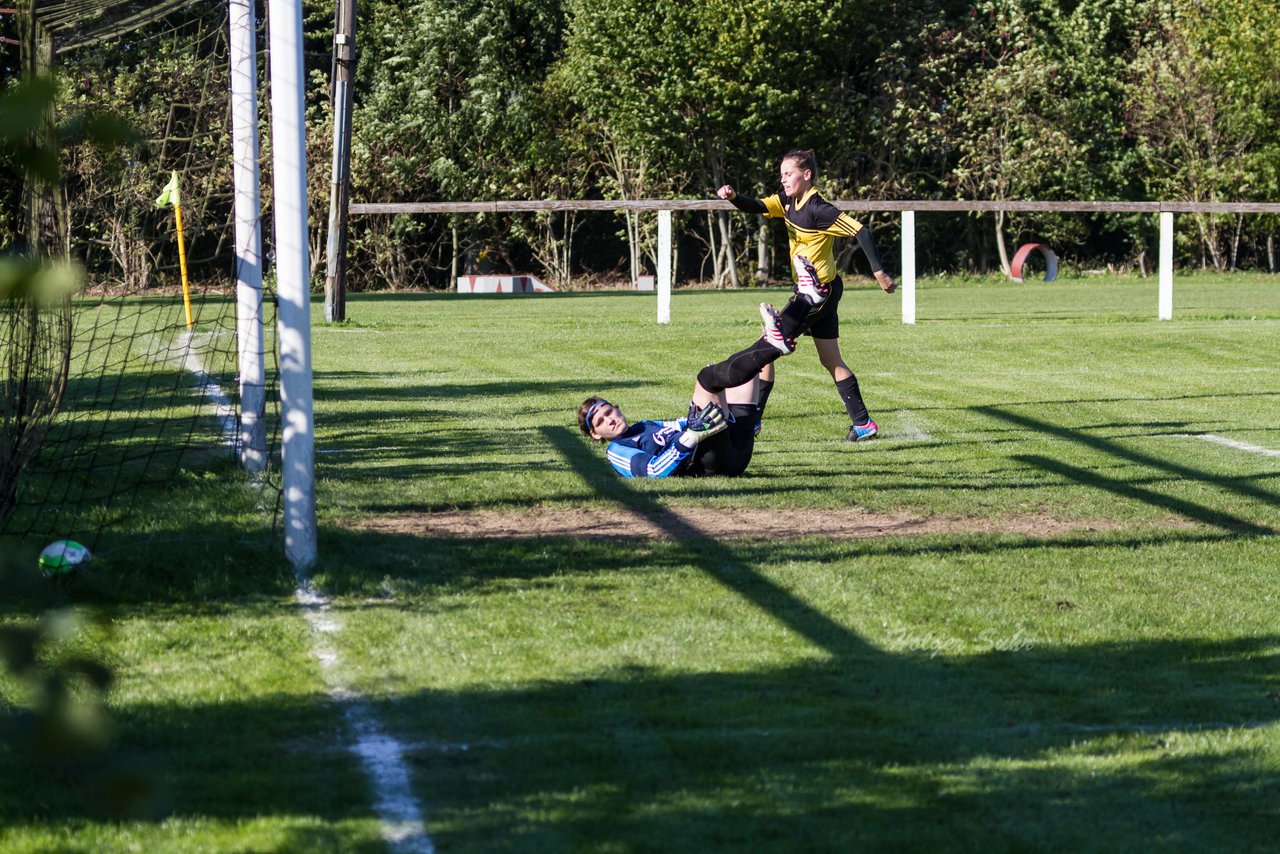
top-left (350, 507), bottom-right (1160, 542)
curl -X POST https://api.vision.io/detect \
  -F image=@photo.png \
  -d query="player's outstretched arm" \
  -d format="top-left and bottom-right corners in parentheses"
top-left (855, 227), bottom-right (896, 292)
top-left (719, 184), bottom-right (768, 215)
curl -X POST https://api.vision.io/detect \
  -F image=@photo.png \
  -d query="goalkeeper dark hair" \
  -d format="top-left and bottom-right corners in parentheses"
top-left (783, 148), bottom-right (818, 178)
top-left (578, 396), bottom-right (608, 438)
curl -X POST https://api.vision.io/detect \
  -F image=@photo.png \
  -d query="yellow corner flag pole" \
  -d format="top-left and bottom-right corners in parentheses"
top-left (156, 170), bottom-right (193, 328)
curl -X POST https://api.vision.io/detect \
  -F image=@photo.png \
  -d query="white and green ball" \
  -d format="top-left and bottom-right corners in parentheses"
top-left (38, 540), bottom-right (91, 577)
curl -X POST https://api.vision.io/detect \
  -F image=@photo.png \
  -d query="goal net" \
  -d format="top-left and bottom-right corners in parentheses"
top-left (1, 2), bottom-right (283, 565)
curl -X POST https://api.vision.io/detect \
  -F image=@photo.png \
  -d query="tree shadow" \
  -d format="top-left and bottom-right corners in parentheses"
top-left (977, 405), bottom-right (1280, 517)
top-left (886, 389), bottom-right (1280, 415)
top-left (0, 686), bottom-right (389, 851)
top-left (540, 426), bottom-right (879, 658)
top-left (5, 415), bottom-right (1278, 847)
top-left (374, 633), bottom-right (1280, 850)
top-left (4, 559), bottom-right (1276, 849)
top-left (9, 368), bottom-right (1280, 846)
top-left (316, 375), bottom-right (645, 405)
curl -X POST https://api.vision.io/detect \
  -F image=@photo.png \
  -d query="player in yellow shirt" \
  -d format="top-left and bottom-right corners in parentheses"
top-left (715, 149), bottom-right (895, 441)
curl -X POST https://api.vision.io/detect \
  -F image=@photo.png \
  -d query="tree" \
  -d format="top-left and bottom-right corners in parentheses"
top-left (350, 0), bottom-right (567, 288)
top-left (556, 0), bottom-right (855, 287)
top-left (941, 1), bottom-right (1122, 275)
top-left (552, 1), bottom-right (699, 284)
top-left (1126, 0), bottom-right (1280, 270)
top-left (61, 15), bottom-right (232, 290)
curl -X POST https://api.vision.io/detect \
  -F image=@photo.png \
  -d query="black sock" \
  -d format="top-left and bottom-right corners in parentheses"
top-left (756, 379), bottom-right (775, 425)
top-left (778, 298), bottom-right (810, 339)
top-left (697, 339), bottom-right (781, 393)
top-left (835, 375), bottom-right (870, 425)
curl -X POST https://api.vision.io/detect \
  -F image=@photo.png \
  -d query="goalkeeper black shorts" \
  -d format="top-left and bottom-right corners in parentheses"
top-left (685, 403), bottom-right (759, 478)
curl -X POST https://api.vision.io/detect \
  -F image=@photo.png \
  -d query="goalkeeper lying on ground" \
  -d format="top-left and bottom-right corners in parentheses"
top-left (578, 354), bottom-right (769, 479)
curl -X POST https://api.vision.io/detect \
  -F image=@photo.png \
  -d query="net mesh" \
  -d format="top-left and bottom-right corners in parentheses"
top-left (1, 2), bottom-right (282, 554)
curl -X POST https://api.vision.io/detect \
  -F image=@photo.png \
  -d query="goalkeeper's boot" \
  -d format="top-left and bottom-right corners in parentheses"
top-left (844, 420), bottom-right (878, 442)
top-left (792, 255), bottom-right (830, 307)
top-left (759, 303), bottom-right (795, 354)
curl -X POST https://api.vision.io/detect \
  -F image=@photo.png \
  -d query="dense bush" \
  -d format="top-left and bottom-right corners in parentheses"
top-left (11, 0), bottom-right (1280, 290)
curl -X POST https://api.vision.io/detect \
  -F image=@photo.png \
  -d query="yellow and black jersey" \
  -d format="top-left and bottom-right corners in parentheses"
top-left (729, 187), bottom-right (882, 284)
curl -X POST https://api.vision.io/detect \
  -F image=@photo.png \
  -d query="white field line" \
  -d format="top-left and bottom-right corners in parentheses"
top-left (296, 583), bottom-right (435, 854)
top-left (1175, 433), bottom-right (1280, 458)
top-left (174, 330), bottom-right (239, 448)
top-left (167, 333), bottom-right (434, 850)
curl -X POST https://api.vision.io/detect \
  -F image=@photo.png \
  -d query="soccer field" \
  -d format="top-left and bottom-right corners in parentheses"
top-left (3, 273), bottom-right (1280, 851)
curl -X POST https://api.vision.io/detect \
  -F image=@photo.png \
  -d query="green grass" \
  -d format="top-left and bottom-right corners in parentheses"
top-left (4, 272), bottom-right (1280, 850)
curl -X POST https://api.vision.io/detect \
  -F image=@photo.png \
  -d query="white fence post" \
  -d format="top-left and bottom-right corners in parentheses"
top-left (268, 0), bottom-right (317, 571)
top-left (1159, 211), bottom-right (1173, 320)
top-left (657, 209), bottom-right (672, 324)
top-left (901, 210), bottom-right (916, 324)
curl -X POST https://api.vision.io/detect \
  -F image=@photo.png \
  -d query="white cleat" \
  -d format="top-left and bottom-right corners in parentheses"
top-left (760, 302), bottom-right (794, 354)
top-left (792, 255), bottom-right (830, 306)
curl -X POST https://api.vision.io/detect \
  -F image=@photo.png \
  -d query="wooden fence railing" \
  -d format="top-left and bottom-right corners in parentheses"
top-left (351, 199), bottom-right (1280, 323)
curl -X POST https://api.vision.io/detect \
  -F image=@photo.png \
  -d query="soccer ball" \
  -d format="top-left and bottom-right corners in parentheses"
top-left (38, 540), bottom-right (91, 577)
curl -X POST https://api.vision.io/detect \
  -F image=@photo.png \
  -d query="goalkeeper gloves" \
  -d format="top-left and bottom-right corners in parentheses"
top-left (677, 402), bottom-right (728, 452)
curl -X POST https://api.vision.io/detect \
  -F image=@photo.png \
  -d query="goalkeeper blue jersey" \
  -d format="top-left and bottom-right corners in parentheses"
top-left (606, 418), bottom-right (691, 478)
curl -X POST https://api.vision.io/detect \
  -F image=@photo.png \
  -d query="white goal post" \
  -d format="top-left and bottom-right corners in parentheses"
top-left (266, 0), bottom-right (318, 571)
top-left (879, 199), bottom-right (1280, 324)
top-left (228, 0), bottom-right (267, 473)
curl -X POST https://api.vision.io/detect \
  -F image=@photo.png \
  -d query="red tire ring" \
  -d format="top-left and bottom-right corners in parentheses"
top-left (1010, 243), bottom-right (1059, 283)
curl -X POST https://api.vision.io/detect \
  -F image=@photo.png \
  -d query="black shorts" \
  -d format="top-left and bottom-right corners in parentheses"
top-left (796, 275), bottom-right (844, 340)
top-left (685, 403), bottom-right (759, 477)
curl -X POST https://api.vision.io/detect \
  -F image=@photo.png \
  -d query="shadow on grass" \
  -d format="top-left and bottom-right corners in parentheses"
top-left (978, 405), bottom-right (1280, 518)
top-left (8, 383), bottom-right (1280, 846)
top-left (375, 633), bottom-right (1280, 851)
top-left (318, 527), bottom-right (1280, 848)
top-left (310, 376), bottom-right (650, 488)
top-left (5, 365), bottom-right (244, 543)
top-left (315, 375), bottom-right (646, 405)
top-left (1018, 455), bottom-right (1274, 535)
top-left (0, 688), bottom-right (387, 851)
top-left (887, 389), bottom-right (1280, 415)
top-left (288, 424), bottom-right (1271, 848)
top-left (542, 423), bottom-right (878, 657)
top-left (5, 527), bottom-right (1278, 849)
